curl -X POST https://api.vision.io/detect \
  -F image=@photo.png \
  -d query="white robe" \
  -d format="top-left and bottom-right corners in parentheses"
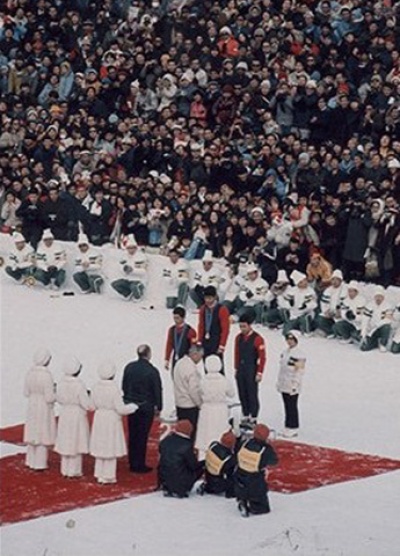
top-left (55, 376), bottom-right (92, 456)
top-left (195, 373), bottom-right (234, 456)
top-left (23, 365), bottom-right (56, 446)
top-left (90, 379), bottom-right (137, 459)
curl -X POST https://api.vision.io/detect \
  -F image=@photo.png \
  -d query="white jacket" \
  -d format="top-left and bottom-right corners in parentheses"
top-left (173, 355), bottom-right (202, 409)
top-left (192, 264), bottom-right (222, 289)
top-left (276, 345), bottom-right (306, 395)
top-left (55, 375), bottom-right (92, 456)
top-left (285, 285), bottom-right (317, 319)
top-left (36, 241), bottom-right (66, 271)
top-left (319, 284), bottom-right (347, 318)
top-left (338, 293), bottom-right (366, 329)
top-left (162, 258), bottom-right (189, 296)
top-left (74, 247), bottom-right (103, 275)
top-left (90, 379), bottom-right (137, 459)
top-left (361, 300), bottom-right (394, 337)
top-left (118, 249), bottom-right (148, 283)
top-left (238, 276), bottom-right (269, 305)
top-left (7, 244), bottom-right (35, 270)
top-left (23, 364), bottom-right (56, 446)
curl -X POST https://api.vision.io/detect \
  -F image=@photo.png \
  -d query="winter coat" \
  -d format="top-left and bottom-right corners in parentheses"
top-left (238, 275), bottom-right (269, 306)
top-left (343, 206), bottom-right (372, 263)
top-left (361, 300), bottom-right (394, 337)
top-left (319, 284), bottom-right (347, 319)
top-left (159, 432), bottom-right (202, 497)
top-left (173, 355), bottom-right (202, 409)
top-left (23, 359), bottom-right (56, 446)
top-left (162, 258), bottom-right (189, 297)
top-left (338, 292), bottom-right (366, 329)
top-left (35, 241), bottom-right (66, 271)
top-left (195, 369), bottom-right (235, 455)
top-left (90, 379), bottom-right (137, 459)
top-left (74, 246), bottom-right (103, 275)
top-left (55, 374), bottom-right (91, 456)
top-left (285, 285), bottom-right (317, 319)
top-left (7, 243), bottom-right (35, 271)
top-left (117, 249), bottom-right (148, 284)
top-left (276, 345), bottom-right (306, 395)
top-left (122, 358), bottom-right (163, 412)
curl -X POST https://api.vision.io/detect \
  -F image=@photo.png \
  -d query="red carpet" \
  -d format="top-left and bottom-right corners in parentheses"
top-left (2, 423), bottom-right (400, 525)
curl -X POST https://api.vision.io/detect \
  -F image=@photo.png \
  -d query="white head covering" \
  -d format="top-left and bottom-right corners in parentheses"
top-left (97, 359), bottom-right (116, 380)
top-left (205, 355), bottom-right (222, 374)
top-left (290, 270), bottom-right (307, 286)
top-left (63, 356), bottom-right (82, 376)
top-left (124, 234), bottom-right (137, 248)
top-left (276, 269), bottom-right (289, 283)
top-left (42, 229), bottom-right (54, 241)
top-left (202, 250), bottom-right (214, 263)
top-left (13, 232), bottom-right (25, 244)
top-left (331, 269), bottom-right (343, 281)
top-left (33, 348), bottom-right (52, 366)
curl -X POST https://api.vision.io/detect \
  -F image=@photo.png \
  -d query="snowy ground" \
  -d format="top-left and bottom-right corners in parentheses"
top-left (1, 237), bottom-right (400, 555)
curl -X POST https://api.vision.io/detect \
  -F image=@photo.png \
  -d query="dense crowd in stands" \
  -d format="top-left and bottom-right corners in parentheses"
top-left (0, 0), bottom-right (400, 287)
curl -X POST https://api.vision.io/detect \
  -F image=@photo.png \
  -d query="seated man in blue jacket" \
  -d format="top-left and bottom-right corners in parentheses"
top-left (158, 420), bottom-right (204, 498)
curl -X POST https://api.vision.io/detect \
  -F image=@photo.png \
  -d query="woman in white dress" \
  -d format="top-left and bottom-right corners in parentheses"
top-left (23, 348), bottom-right (56, 470)
top-left (195, 355), bottom-right (235, 459)
top-left (90, 360), bottom-right (137, 484)
top-left (55, 356), bottom-right (92, 478)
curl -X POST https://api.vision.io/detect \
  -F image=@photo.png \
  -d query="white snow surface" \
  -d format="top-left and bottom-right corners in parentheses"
top-left (1, 236), bottom-right (400, 556)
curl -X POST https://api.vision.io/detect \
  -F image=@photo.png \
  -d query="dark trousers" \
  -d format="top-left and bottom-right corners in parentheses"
top-left (282, 393), bottom-right (299, 429)
top-left (236, 372), bottom-right (259, 418)
top-left (176, 406), bottom-right (200, 439)
top-left (128, 408), bottom-right (154, 471)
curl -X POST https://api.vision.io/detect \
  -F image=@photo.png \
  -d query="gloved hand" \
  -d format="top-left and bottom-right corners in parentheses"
top-left (246, 290), bottom-right (254, 299)
top-left (123, 265), bottom-right (133, 274)
top-left (346, 310), bottom-right (356, 321)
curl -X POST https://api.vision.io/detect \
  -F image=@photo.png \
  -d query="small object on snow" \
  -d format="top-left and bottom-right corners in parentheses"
top-left (63, 291), bottom-right (75, 296)
top-left (66, 518), bottom-right (76, 529)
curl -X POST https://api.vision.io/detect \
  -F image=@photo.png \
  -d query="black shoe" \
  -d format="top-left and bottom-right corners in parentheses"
top-left (131, 466), bottom-right (153, 474)
top-left (238, 500), bottom-right (249, 517)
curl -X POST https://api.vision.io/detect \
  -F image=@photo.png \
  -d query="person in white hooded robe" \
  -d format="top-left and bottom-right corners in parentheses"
top-left (23, 348), bottom-right (56, 470)
top-left (55, 356), bottom-right (92, 478)
top-left (89, 360), bottom-right (138, 484)
top-left (195, 355), bottom-right (235, 459)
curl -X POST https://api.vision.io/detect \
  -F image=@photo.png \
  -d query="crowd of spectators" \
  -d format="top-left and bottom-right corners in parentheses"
top-left (0, 0), bottom-right (400, 286)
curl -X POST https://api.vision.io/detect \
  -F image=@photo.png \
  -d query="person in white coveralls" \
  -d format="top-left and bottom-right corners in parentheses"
top-left (23, 348), bottom-right (56, 470)
top-left (73, 233), bottom-right (104, 294)
top-left (55, 356), bottom-right (92, 478)
top-left (34, 228), bottom-right (67, 289)
top-left (161, 248), bottom-right (190, 309)
top-left (111, 234), bottom-right (148, 300)
top-left (90, 360), bottom-right (138, 484)
top-left (5, 232), bottom-right (35, 284)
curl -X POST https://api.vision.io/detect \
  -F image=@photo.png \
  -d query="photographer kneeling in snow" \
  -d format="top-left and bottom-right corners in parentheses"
top-left (158, 420), bottom-right (204, 498)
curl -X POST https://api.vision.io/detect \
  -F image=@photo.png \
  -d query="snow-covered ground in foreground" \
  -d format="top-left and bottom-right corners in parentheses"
top-left (1, 237), bottom-right (400, 555)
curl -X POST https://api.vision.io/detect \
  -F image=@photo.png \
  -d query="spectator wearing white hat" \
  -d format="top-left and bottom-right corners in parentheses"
top-left (34, 229), bottom-right (67, 289)
top-left (314, 269), bottom-right (347, 337)
top-left (332, 281), bottom-right (366, 344)
top-left (90, 360), bottom-right (138, 484)
top-left (111, 234), bottom-right (148, 301)
top-left (161, 249), bottom-right (190, 309)
top-left (360, 286), bottom-right (394, 352)
top-left (235, 263), bottom-right (269, 324)
top-left (264, 269), bottom-right (292, 328)
top-left (55, 356), bottom-right (92, 478)
top-left (72, 233), bottom-right (104, 294)
top-left (283, 270), bottom-right (318, 336)
top-left (5, 232), bottom-right (35, 285)
top-left (276, 331), bottom-right (306, 438)
top-left (189, 249), bottom-right (222, 308)
top-left (23, 349), bottom-right (56, 470)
